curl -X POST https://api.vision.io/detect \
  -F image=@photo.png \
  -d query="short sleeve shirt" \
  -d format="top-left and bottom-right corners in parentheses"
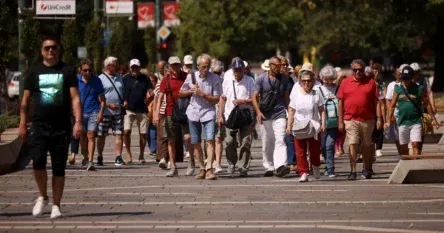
top-left (221, 74), bottom-right (256, 120)
top-left (289, 86), bottom-right (323, 123)
top-left (123, 73), bottom-right (152, 113)
top-left (337, 75), bottom-right (379, 122)
top-left (254, 73), bottom-right (291, 120)
top-left (159, 71), bottom-right (187, 116)
top-left (77, 75), bottom-right (104, 114)
top-left (24, 62), bottom-right (77, 130)
top-left (394, 84), bottom-right (424, 126)
top-left (98, 73), bottom-right (124, 116)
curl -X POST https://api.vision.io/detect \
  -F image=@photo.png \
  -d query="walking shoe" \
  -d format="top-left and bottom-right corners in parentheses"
top-left (114, 156), bottom-right (124, 166)
top-left (324, 170), bottom-right (329, 176)
top-left (239, 168), bottom-right (248, 177)
top-left (205, 169), bottom-right (217, 180)
top-left (369, 169), bottom-right (375, 175)
top-left (253, 129), bottom-right (258, 140)
top-left (312, 166), bottom-right (321, 180)
top-left (227, 165), bottom-right (235, 175)
top-left (328, 173), bottom-right (337, 178)
top-left (81, 158), bottom-right (88, 168)
top-left (50, 205), bottom-right (62, 219)
top-left (185, 151), bottom-right (190, 158)
top-left (289, 164), bottom-right (296, 171)
top-left (214, 165), bottom-right (224, 174)
top-left (86, 162), bottom-right (96, 171)
top-left (275, 165), bottom-right (290, 178)
top-left (158, 158), bottom-right (168, 170)
top-left (96, 156), bottom-right (104, 166)
top-left (32, 196), bottom-right (49, 217)
top-left (298, 173), bottom-right (309, 182)
top-left (165, 168), bottom-right (178, 177)
top-left (348, 172), bottom-right (357, 180)
top-left (186, 162), bottom-right (195, 176)
top-left (361, 169), bottom-right (372, 179)
top-left (376, 150), bottom-right (383, 157)
top-left (195, 169), bottom-right (206, 180)
top-left (167, 161), bottom-right (171, 169)
top-left (263, 170), bottom-right (274, 177)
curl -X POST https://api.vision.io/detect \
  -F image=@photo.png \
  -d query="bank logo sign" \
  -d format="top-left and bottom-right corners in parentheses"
top-left (36, 0), bottom-right (76, 15)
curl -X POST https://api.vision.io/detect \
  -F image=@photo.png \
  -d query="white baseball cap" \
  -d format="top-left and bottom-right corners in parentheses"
top-left (168, 56), bottom-right (181, 65)
top-left (243, 61), bottom-right (249, 68)
top-left (410, 62), bottom-right (420, 71)
top-left (184, 55), bottom-right (193, 65)
top-left (129, 59), bottom-right (141, 67)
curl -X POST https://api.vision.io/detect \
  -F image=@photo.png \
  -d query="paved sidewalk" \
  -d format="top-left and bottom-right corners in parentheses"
top-left (1, 129), bottom-right (444, 233)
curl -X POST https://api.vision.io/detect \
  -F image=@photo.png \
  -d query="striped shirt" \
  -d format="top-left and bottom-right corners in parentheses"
top-left (181, 71), bottom-right (222, 122)
top-left (154, 72), bottom-right (166, 115)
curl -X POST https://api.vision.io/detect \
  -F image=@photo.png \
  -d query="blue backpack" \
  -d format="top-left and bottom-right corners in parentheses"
top-left (318, 86), bottom-right (339, 129)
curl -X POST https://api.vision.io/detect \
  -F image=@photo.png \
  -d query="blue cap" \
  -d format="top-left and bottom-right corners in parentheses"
top-left (231, 59), bottom-right (245, 69)
top-left (401, 66), bottom-right (414, 80)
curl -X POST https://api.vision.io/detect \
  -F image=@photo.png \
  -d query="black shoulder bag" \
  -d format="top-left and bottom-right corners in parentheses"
top-left (103, 73), bottom-right (126, 115)
top-left (259, 75), bottom-right (280, 112)
top-left (170, 72), bottom-right (196, 124)
top-left (225, 80), bottom-right (253, 129)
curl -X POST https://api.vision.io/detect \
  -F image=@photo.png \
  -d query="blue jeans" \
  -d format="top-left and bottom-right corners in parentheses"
top-left (321, 128), bottom-right (337, 175)
top-left (286, 133), bottom-right (296, 165)
top-left (147, 123), bottom-right (157, 153)
top-left (188, 119), bottom-right (216, 144)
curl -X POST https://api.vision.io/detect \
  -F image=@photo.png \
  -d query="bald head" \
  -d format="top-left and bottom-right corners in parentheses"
top-left (157, 61), bottom-right (166, 75)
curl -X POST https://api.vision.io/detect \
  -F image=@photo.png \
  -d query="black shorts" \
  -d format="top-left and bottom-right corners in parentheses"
top-left (28, 124), bottom-right (70, 177)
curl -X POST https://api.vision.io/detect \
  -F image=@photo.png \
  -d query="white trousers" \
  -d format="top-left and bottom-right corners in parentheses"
top-left (261, 118), bottom-right (288, 171)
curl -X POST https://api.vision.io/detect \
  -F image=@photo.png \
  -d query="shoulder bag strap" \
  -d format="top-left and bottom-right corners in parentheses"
top-left (232, 80), bottom-right (237, 100)
top-left (318, 86), bottom-right (325, 98)
top-left (334, 84), bottom-right (340, 95)
top-left (191, 71), bottom-right (196, 85)
top-left (103, 73), bottom-right (123, 103)
top-left (400, 85), bottom-right (423, 117)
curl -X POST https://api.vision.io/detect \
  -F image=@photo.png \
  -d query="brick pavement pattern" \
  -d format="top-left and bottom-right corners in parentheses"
top-left (1, 128), bottom-right (444, 233)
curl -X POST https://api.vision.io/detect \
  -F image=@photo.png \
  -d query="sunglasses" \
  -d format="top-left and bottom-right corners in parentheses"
top-left (352, 68), bottom-right (364, 73)
top-left (82, 69), bottom-right (92, 73)
top-left (43, 45), bottom-right (58, 51)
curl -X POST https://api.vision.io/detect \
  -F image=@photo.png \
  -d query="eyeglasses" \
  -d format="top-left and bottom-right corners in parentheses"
top-left (352, 68), bottom-right (364, 73)
top-left (82, 69), bottom-right (92, 73)
top-left (43, 45), bottom-right (58, 51)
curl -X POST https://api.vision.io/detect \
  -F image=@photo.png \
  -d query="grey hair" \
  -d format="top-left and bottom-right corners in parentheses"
top-left (104, 56), bottom-right (118, 67)
top-left (350, 59), bottom-right (366, 68)
top-left (299, 70), bottom-right (315, 79)
top-left (197, 53), bottom-right (211, 65)
top-left (319, 65), bottom-right (337, 80)
top-left (212, 60), bottom-right (224, 72)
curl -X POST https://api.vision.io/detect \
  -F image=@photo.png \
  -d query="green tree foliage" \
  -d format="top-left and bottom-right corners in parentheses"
top-left (85, 14), bottom-right (104, 73)
top-left (61, 19), bottom-right (79, 67)
top-left (20, 10), bottom-right (41, 72)
top-left (108, 18), bottom-right (134, 66)
top-left (144, 27), bottom-right (157, 70)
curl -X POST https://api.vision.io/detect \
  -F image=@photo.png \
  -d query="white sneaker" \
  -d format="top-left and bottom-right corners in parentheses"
top-left (32, 197), bottom-right (48, 217)
top-left (186, 162), bottom-right (195, 176)
top-left (227, 165), bottom-right (235, 174)
top-left (214, 165), bottom-right (223, 174)
top-left (50, 205), bottom-right (62, 219)
top-left (313, 166), bottom-right (321, 180)
top-left (298, 173), bottom-right (309, 182)
top-left (158, 158), bottom-right (167, 170)
top-left (167, 161), bottom-right (171, 169)
top-left (376, 150), bottom-right (383, 157)
top-left (185, 151), bottom-right (190, 158)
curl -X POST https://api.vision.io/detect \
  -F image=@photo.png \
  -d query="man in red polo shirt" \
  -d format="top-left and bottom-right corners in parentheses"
top-left (337, 59), bottom-right (382, 180)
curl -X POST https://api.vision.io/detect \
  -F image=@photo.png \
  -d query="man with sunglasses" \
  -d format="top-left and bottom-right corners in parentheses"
top-left (122, 59), bottom-right (153, 164)
top-left (252, 56), bottom-right (291, 178)
top-left (68, 59), bottom-right (106, 171)
top-left (19, 35), bottom-right (82, 219)
top-left (337, 59), bottom-right (382, 180)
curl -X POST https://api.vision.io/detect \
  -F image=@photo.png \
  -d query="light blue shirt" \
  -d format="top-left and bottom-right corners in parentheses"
top-left (98, 72), bottom-right (124, 116)
top-left (180, 71), bottom-right (222, 122)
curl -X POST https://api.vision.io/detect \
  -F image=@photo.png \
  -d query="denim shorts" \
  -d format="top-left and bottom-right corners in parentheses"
top-left (188, 119), bottom-right (216, 144)
top-left (82, 112), bottom-right (99, 132)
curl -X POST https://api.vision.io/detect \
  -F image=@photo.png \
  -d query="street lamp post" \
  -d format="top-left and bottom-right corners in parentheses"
top-left (155, 0), bottom-right (163, 61)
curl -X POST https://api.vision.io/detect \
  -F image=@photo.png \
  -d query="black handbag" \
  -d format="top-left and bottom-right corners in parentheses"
top-left (225, 80), bottom-right (253, 129)
top-left (259, 76), bottom-right (279, 112)
top-left (169, 72), bottom-right (196, 124)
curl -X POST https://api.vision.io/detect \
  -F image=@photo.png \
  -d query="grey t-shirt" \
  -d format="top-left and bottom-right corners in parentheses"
top-left (255, 73), bottom-right (291, 120)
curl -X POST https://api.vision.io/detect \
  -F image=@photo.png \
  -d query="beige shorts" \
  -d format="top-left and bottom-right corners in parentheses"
top-left (344, 120), bottom-right (375, 146)
top-left (124, 110), bottom-right (148, 134)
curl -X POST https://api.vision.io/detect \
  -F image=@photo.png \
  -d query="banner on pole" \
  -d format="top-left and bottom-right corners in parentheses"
top-left (163, 2), bottom-right (180, 27)
top-left (36, 0), bottom-right (76, 15)
top-left (105, 0), bottom-right (134, 15)
top-left (137, 3), bottom-right (155, 29)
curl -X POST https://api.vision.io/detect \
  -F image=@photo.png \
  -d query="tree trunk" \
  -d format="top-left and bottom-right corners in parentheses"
top-left (432, 12), bottom-right (444, 92)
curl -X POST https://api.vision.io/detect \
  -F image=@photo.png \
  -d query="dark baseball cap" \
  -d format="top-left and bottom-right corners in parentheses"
top-left (232, 59), bottom-right (245, 69)
top-left (401, 65), bottom-right (414, 80)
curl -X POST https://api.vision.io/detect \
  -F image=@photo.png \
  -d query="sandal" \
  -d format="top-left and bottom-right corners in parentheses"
top-left (139, 159), bottom-right (146, 164)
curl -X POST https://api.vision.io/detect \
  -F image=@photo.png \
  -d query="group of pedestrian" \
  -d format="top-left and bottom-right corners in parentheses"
top-left (19, 34), bottom-right (440, 219)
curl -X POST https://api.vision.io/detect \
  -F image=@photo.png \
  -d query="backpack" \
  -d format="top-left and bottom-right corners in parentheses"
top-left (318, 86), bottom-right (339, 129)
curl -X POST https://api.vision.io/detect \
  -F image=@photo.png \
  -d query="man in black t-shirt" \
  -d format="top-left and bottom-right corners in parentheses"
top-left (19, 35), bottom-right (82, 219)
top-left (122, 59), bottom-right (153, 163)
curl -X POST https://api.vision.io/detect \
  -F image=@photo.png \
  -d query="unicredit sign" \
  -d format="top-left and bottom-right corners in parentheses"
top-left (36, 0), bottom-right (76, 15)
